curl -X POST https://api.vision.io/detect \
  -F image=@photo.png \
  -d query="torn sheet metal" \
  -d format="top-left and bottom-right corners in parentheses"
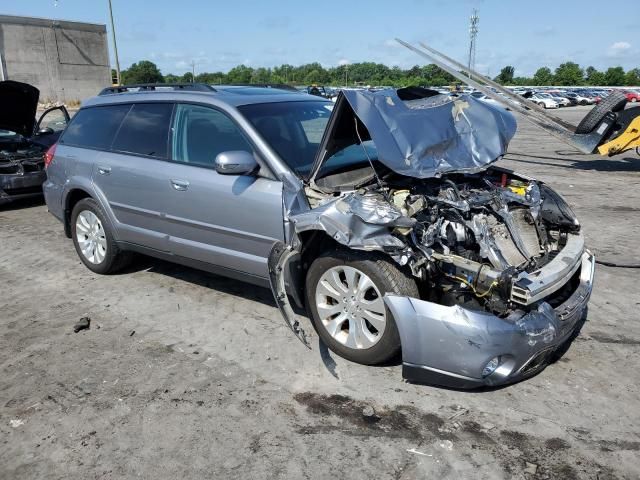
top-left (338, 88), bottom-right (517, 178)
top-left (290, 192), bottom-right (410, 251)
top-left (267, 241), bottom-right (311, 348)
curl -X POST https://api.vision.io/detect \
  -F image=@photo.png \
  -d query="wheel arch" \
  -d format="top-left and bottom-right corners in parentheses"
top-left (63, 188), bottom-right (92, 238)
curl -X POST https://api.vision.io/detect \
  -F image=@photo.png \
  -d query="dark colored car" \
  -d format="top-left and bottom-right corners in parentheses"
top-left (306, 85), bottom-right (333, 98)
top-left (0, 81), bottom-right (69, 205)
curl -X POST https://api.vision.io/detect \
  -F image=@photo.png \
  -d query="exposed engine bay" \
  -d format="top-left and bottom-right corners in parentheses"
top-left (0, 139), bottom-right (47, 175)
top-left (300, 166), bottom-right (581, 319)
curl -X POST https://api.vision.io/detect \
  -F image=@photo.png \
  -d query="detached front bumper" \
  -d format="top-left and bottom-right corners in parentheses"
top-left (385, 250), bottom-right (595, 389)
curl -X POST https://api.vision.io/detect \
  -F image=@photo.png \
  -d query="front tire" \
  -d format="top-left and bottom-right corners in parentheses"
top-left (71, 198), bottom-right (132, 274)
top-left (305, 249), bottom-right (419, 365)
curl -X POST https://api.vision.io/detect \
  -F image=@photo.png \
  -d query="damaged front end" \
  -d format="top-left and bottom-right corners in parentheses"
top-left (0, 133), bottom-right (48, 205)
top-left (269, 87), bottom-right (594, 388)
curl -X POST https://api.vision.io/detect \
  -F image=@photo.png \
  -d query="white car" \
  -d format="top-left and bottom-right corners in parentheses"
top-left (565, 92), bottom-right (594, 105)
top-left (470, 91), bottom-right (502, 106)
top-left (548, 93), bottom-right (570, 107)
top-left (529, 93), bottom-right (559, 109)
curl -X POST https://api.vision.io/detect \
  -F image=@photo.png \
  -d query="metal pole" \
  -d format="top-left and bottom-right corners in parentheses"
top-left (467, 9), bottom-right (479, 79)
top-left (107, 0), bottom-right (121, 85)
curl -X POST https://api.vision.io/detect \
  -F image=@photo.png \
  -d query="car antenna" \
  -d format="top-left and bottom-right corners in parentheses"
top-left (353, 116), bottom-right (386, 194)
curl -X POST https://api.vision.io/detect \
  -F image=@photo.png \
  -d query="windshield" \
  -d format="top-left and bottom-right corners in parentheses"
top-left (238, 100), bottom-right (332, 176)
top-left (0, 129), bottom-right (19, 138)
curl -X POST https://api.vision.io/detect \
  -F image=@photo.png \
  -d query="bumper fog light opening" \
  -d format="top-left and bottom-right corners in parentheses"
top-left (482, 356), bottom-right (501, 378)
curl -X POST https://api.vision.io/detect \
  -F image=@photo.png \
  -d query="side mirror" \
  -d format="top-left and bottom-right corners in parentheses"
top-left (37, 127), bottom-right (54, 136)
top-left (214, 151), bottom-right (258, 175)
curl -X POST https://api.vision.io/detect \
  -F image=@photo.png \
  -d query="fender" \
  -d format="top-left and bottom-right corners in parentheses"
top-left (62, 176), bottom-right (120, 241)
top-left (267, 241), bottom-right (311, 348)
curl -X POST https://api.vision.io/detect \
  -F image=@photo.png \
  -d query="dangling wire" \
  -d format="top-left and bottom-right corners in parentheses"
top-left (354, 116), bottom-right (385, 193)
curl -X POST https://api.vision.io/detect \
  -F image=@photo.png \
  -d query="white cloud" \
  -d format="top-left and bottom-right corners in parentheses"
top-left (608, 41), bottom-right (631, 57)
top-left (611, 41), bottom-right (631, 50)
top-left (338, 58), bottom-right (350, 66)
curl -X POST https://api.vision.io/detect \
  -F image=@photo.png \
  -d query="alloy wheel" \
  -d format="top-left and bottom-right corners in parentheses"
top-left (315, 266), bottom-right (386, 349)
top-left (75, 210), bottom-right (107, 264)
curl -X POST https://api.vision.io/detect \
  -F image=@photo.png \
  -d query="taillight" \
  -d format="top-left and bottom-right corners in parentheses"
top-left (44, 143), bottom-right (57, 169)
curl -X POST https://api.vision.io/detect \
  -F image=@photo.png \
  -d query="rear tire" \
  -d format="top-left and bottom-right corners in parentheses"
top-left (575, 90), bottom-right (628, 134)
top-left (305, 249), bottom-right (419, 365)
top-left (71, 198), bottom-right (132, 274)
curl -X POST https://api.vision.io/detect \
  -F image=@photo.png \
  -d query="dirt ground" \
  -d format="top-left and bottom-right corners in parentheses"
top-left (1, 106), bottom-right (639, 479)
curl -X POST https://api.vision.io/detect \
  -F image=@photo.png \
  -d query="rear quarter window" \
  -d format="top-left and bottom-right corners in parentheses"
top-left (61, 104), bottom-right (131, 149)
top-left (111, 103), bottom-right (173, 158)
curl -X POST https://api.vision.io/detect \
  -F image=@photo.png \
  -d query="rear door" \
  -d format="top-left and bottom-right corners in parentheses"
top-left (164, 103), bottom-right (284, 279)
top-left (90, 102), bottom-right (175, 251)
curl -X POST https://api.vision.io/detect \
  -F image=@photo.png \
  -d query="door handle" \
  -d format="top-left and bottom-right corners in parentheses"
top-left (97, 165), bottom-right (111, 175)
top-left (170, 179), bottom-right (190, 191)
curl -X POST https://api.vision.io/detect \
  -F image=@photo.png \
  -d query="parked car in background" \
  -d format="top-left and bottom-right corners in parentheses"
top-left (551, 92), bottom-right (578, 106)
top-left (0, 80), bottom-right (69, 205)
top-left (470, 91), bottom-right (504, 108)
top-left (565, 91), bottom-right (593, 105)
top-left (529, 93), bottom-right (559, 109)
top-left (623, 90), bottom-right (640, 103)
top-left (547, 93), bottom-right (570, 107)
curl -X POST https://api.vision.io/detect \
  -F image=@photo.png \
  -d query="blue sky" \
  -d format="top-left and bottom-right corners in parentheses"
top-left (3, 0), bottom-right (638, 76)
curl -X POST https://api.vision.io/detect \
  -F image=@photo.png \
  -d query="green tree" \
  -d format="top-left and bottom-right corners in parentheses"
top-left (604, 66), bottom-right (626, 86)
top-left (532, 67), bottom-right (553, 85)
top-left (554, 62), bottom-right (583, 85)
top-left (226, 65), bottom-right (253, 83)
top-left (122, 60), bottom-right (164, 84)
top-left (164, 73), bottom-right (180, 83)
top-left (585, 66), bottom-right (606, 86)
top-left (180, 72), bottom-right (194, 83)
top-left (495, 66), bottom-right (515, 85)
top-left (625, 68), bottom-right (640, 86)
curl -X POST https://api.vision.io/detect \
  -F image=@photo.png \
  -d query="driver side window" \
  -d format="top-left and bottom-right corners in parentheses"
top-left (171, 104), bottom-right (253, 168)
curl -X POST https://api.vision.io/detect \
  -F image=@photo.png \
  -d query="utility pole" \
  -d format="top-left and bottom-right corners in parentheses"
top-left (467, 9), bottom-right (479, 78)
top-left (190, 60), bottom-right (196, 82)
top-left (107, 0), bottom-right (121, 85)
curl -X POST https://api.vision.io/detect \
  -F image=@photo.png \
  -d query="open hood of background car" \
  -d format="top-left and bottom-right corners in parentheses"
top-left (0, 80), bottom-right (40, 138)
top-left (308, 87), bottom-right (517, 184)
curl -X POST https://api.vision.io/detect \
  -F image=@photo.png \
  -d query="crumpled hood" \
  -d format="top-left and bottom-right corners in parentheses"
top-left (0, 81), bottom-right (40, 138)
top-left (330, 88), bottom-right (517, 179)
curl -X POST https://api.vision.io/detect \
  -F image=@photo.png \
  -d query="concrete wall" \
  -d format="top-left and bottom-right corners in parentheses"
top-left (0, 15), bottom-right (111, 103)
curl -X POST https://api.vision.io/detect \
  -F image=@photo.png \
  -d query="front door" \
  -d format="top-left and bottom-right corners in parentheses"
top-left (163, 103), bottom-right (284, 279)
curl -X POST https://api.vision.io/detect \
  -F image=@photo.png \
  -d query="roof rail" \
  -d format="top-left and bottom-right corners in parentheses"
top-left (225, 83), bottom-right (299, 92)
top-left (98, 83), bottom-right (216, 96)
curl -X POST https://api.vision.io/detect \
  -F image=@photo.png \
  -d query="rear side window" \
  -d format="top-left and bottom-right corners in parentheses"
top-left (61, 104), bottom-right (130, 149)
top-left (111, 103), bottom-right (173, 158)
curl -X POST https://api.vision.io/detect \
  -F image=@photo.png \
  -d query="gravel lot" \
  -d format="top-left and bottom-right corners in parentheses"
top-left (1, 105), bottom-right (639, 479)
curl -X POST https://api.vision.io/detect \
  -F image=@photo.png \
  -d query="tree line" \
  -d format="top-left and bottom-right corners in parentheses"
top-left (117, 60), bottom-right (640, 87)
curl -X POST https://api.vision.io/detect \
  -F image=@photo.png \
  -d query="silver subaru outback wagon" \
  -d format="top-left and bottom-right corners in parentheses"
top-left (44, 84), bottom-right (594, 388)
